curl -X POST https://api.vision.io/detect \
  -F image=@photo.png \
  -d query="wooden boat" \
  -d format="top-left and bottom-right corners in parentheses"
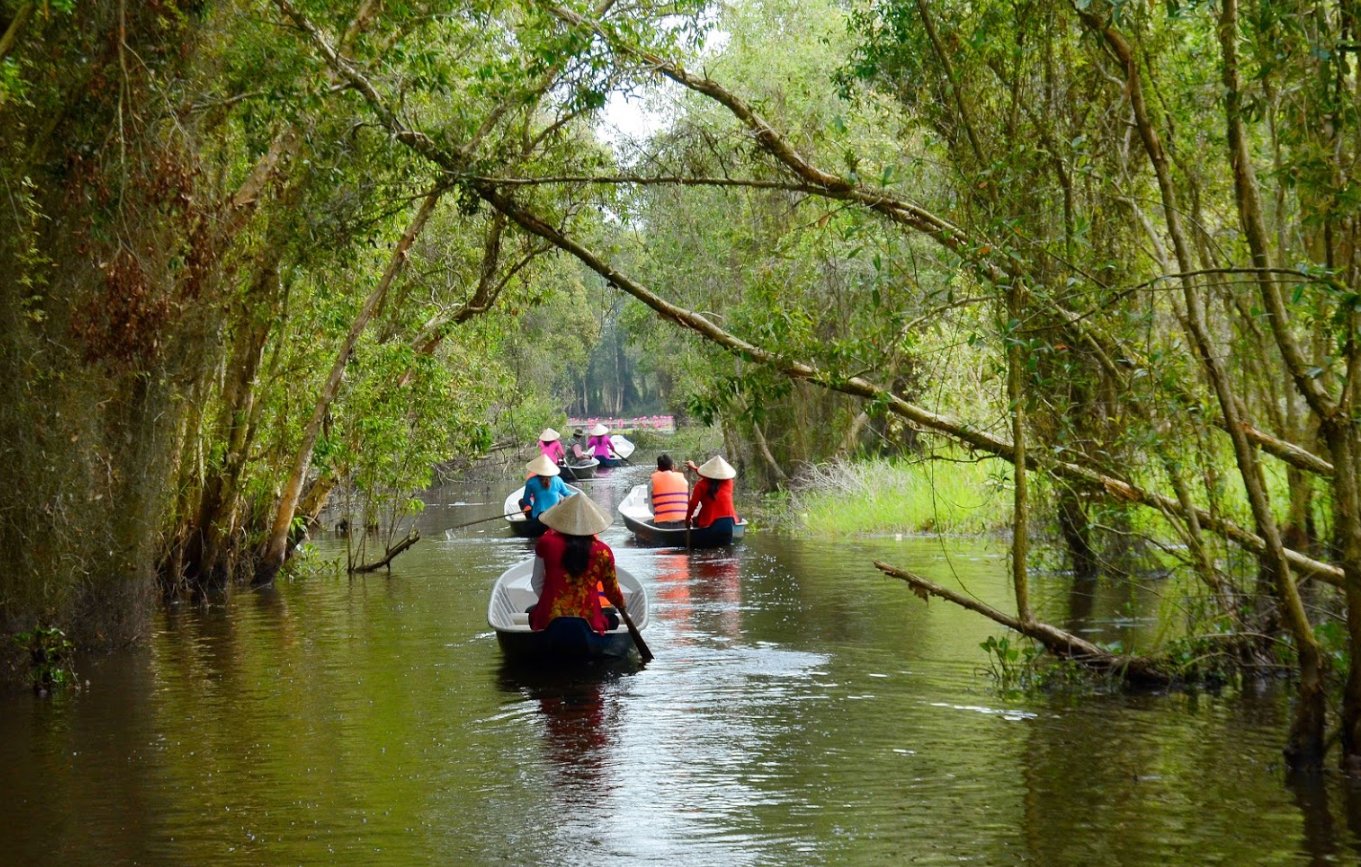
top-left (618, 484), bottom-right (747, 548)
top-left (487, 558), bottom-right (650, 661)
top-left (503, 484), bottom-right (586, 537)
top-left (557, 457), bottom-right (599, 480)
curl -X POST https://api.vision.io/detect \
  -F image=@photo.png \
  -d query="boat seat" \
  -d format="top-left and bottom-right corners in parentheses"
top-left (509, 611), bottom-right (530, 625)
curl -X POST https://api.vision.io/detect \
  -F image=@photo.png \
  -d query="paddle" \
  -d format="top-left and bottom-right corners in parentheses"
top-left (448, 511), bottom-right (525, 531)
top-left (617, 603), bottom-right (653, 662)
top-left (683, 458), bottom-right (697, 550)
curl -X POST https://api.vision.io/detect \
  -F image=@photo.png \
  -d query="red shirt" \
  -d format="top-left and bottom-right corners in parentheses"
top-left (531, 530), bottom-right (624, 634)
top-left (687, 478), bottom-right (738, 529)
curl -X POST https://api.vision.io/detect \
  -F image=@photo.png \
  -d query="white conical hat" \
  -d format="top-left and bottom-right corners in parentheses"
top-left (697, 455), bottom-right (737, 480)
top-left (590, 423), bottom-right (608, 436)
top-left (539, 427), bottom-right (560, 442)
top-left (525, 454), bottom-right (560, 477)
top-left (540, 492), bottom-right (610, 536)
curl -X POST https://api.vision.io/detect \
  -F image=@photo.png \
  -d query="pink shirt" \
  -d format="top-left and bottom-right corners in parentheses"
top-left (540, 440), bottom-right (566, 462)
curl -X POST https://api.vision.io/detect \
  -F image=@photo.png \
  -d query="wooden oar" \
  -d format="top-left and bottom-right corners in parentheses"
top-left (557, 453), bottom-right (578, 481)
top-left (448, 511), bottom-right (524, 531)
top-left (683, 459), bottom-right (696, 550)
top-left (618, 603), bottom-right (653, 662)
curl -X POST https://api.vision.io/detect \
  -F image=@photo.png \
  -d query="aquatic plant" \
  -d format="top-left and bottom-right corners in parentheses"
top-left (14, 626), bottom-right (77, 695)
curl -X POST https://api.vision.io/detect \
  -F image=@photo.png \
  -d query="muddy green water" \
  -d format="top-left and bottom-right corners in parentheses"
top-left (2, 462), bottom-right (1360, 864)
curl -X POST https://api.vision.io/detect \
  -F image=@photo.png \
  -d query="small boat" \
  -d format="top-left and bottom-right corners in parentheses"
top-left (558, 457), bottom-right (599, 480)
top-left (582, 434), bottom-right (633, 469)
top-left (610, 435), bottom-right (635, 459)
top-left (487, 558), bottom-right (650, 661)
top-left (618, 484), bottom-right (747, 548)
top-left (504, 484), bottom-right (586, 537)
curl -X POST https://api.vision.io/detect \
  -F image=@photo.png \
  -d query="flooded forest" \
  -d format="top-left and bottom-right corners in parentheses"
top-left (3, 0), bottom-right (1361, 861)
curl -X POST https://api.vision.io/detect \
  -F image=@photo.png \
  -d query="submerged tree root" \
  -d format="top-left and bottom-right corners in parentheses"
top-left (874, 560), bottom-right (1172, 687)
top-left (352, 531), bottom-right (420, 574)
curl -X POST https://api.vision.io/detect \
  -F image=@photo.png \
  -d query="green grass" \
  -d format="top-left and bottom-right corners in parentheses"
top-left (626, 424), bottom-right (725, 459)
top-left (787, 456), bottom-right (1014, 536)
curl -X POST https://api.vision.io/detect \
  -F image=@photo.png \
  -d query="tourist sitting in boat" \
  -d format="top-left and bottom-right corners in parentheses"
top-left (528, 494), bottom-right (624, 634)
top-left (537, 427), bottom-right (566, 464)
top-left (685, 456), bottom-right (739, 533)
top-left (649, 454), bottom-right (689, 528)
top-left (568, 427), bottom-right (588, 460)
top-left (587, 423), bottom-right (622, 466)
top-left (519, 454), bottom-right (575, 520)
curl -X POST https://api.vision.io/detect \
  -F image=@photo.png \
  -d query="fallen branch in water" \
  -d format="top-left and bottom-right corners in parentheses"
top-left (874, 560), bottom-right (1172, 686)
top-left (352, 530), bottom-right (420, 573)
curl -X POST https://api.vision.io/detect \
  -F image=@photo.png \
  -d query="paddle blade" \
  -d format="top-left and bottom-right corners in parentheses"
top-left (619, 608), bottom-right (653, 662)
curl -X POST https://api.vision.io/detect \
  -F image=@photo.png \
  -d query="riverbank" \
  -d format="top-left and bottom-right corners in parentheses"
top-left (773, 456), bottom-right (1015, 537)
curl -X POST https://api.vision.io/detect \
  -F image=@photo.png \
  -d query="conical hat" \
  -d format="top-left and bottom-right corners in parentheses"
top-left (539, 427), bottom-right (560, 442)
top-left (540, 493), bottom-right (610, 536)
top-left (697, 455), bottom-right (737, 480)
top-left (525, 454), bottom-right (560, 477)
top-left (590, 423), bottom-right (608, 436)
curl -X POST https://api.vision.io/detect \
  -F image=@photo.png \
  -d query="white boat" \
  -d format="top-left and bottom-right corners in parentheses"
top-left (609, 434), bottom-right (635, 458)
top-left (487, 558), bottom-right (649, 660)
top-left (503, 483), bottom-right (586, 537)
top-left (618, 484), bottom-right (746, 548)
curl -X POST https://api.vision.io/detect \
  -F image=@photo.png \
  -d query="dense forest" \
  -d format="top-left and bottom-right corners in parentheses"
top-left (2, 0), bottom-right (1360, 771)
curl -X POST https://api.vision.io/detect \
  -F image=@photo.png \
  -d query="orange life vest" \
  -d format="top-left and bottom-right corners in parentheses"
top-left (650, 470), bottom-right (689, 523)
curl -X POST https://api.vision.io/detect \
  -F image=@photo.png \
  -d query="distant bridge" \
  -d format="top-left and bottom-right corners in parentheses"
top-left (568, 415), bottom-right (675, 433)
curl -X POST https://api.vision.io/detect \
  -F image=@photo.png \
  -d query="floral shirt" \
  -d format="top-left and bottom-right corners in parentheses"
top-left (530, 530), bottom-right (624, 634)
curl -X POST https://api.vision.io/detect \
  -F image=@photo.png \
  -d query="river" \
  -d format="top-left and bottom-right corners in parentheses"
top-left (1, 460), bottom-right (1357, 864)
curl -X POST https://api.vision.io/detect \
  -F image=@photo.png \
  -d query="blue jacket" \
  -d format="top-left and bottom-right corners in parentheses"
top-left (522, 476), bottom-right (573, 518)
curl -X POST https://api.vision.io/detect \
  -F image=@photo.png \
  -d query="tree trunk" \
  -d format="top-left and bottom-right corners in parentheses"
top-left (254, 185), bottom-right (444, 585)
top-left (1007, 281), bottom-right (1031, 622)
top-left (1081, 1), bottom-right (1326, 766)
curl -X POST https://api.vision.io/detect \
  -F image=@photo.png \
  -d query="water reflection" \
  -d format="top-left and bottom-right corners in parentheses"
top-left (497, 663), bottom-right (630, 791)
top-left (3, 461), bottom-right (1361, 863)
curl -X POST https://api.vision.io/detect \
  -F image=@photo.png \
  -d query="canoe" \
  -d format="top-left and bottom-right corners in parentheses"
top-left (487, 558), bottom-right (649, 661)
top-left (558, 457), bottom-right (599, 480)
top-left (618, 484), bottom-right (746, 548)
top-left (609, 435), bottom-right (635, 458)
top-left (504, 484), bottom-right (586, 537)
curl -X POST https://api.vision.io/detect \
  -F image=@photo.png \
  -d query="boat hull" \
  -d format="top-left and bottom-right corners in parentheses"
top-left (495, 617), bottom-right (633, 661)
top-left (558, 458), bottom-right (599, 480)
top-left (621, 512), bottom-right (745, 548)
top-left (508, 516), bottom-right (548, 537)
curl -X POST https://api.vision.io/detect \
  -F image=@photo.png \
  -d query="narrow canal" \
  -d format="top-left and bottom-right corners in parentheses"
top-left (1, 460), bottom-right (1356, 864)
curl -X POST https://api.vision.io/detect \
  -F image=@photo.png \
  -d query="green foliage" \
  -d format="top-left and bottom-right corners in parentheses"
top-left (14, 626), bottom-right (77, 694)
top-left (979, 634), bottom-right (1104, 694)
top-left (978, 634), bottom-right (1039, 693)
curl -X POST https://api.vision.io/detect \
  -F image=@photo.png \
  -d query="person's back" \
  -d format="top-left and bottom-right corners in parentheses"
top-left (649, 454), bottom-right (688, 527)
top-left (524, 475), bottom-right (570, 518)
top-left (686, 456), bottom-right (739, 530)
top-left (569, 429), bottom-right (587, 460)
top-left (537, 427), bottom-right (566, 463)
top-left (520, 454), bottom-right (572, 519)
top-left (529, 497), bottom-right (623, 634)
top-left (587, 424), bottom-right (615, 460)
